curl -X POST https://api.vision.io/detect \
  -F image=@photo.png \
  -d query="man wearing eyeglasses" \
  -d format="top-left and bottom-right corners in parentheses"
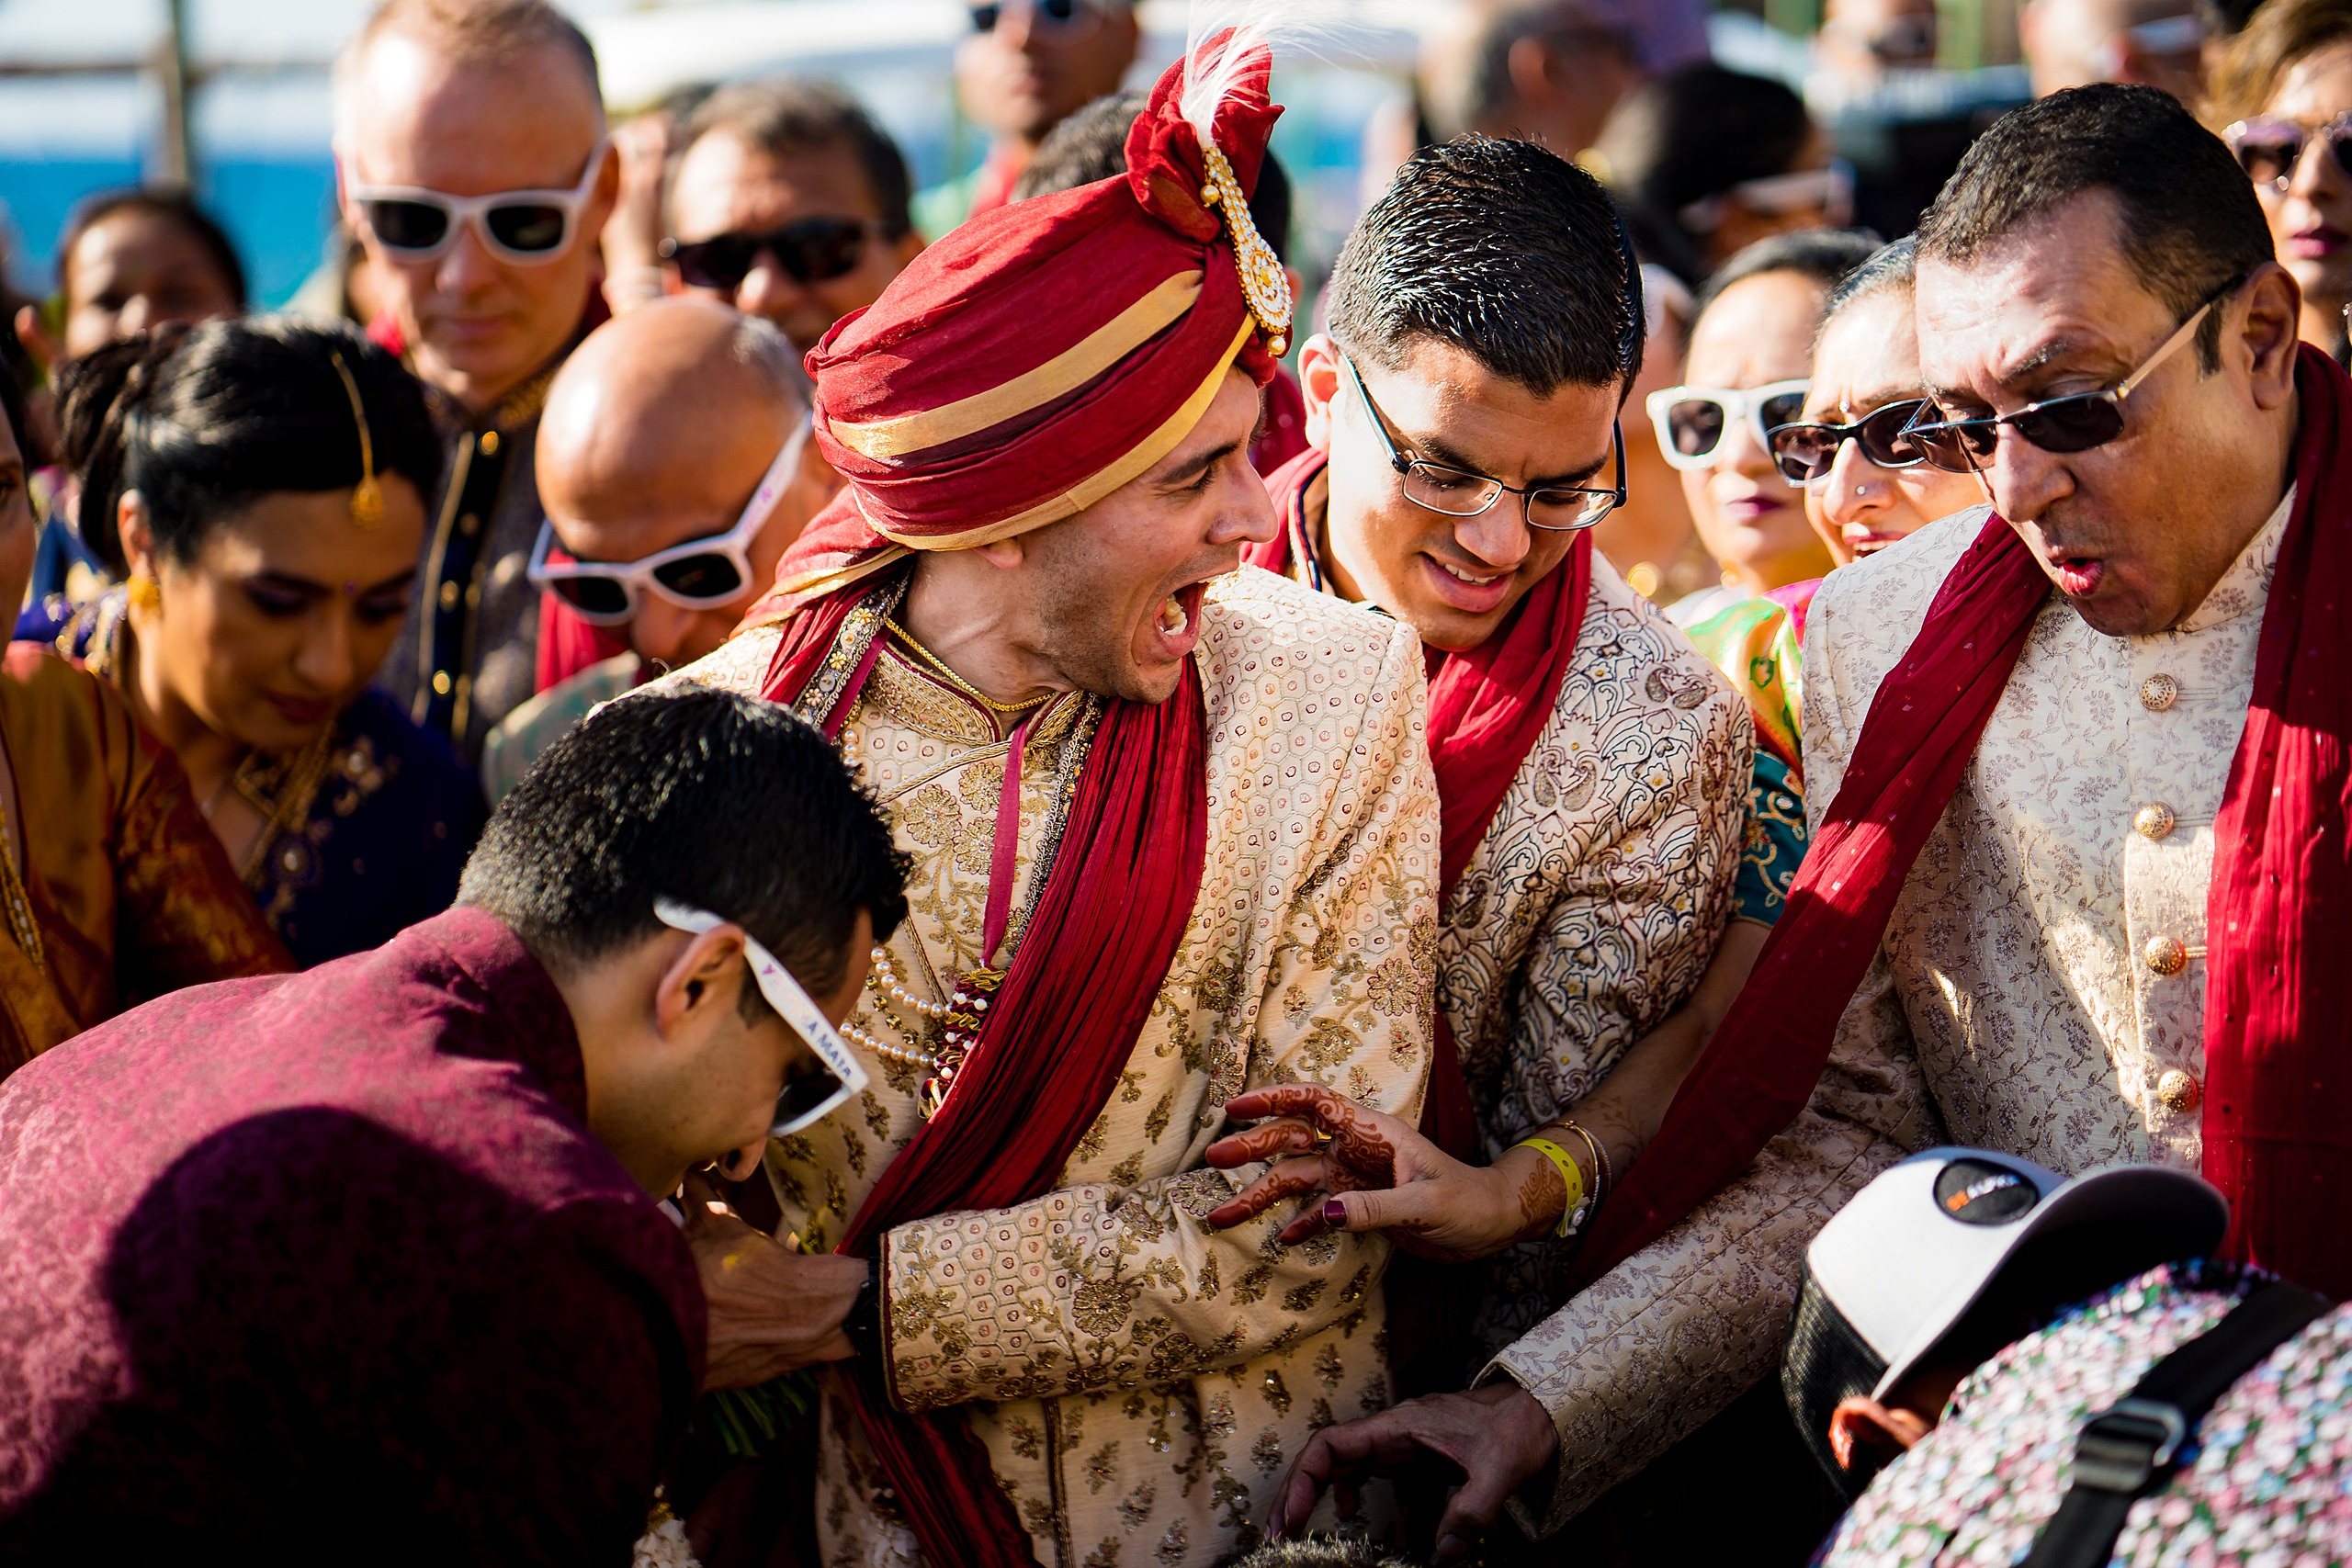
top-left (0, 686), bottom-right (910, 1558)
top-left (334, 0), bottom-right (618, 764)
top-left (1589, 80), bottom-right (2352, 1479)
top-left (912, 0), bottom-right (1140, 238)
top-left (1204, 139), bottom-right (1918, 1556)
top-left (657, 78), bottom-right (926, 353)
top-left (477, 299), bottom-right (833, 800)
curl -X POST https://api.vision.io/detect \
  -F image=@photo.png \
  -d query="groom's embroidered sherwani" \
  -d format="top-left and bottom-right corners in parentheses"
top-left (677, 563), bottom-right (1438, 1567)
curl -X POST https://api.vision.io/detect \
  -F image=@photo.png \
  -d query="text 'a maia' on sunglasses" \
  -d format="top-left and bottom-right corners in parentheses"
top-left (970, 0), bottom-right (1109, 35)
top-left (2225, 111), bottom-right (2352, 193)
top-left (1899, 275), bottom-right (2245, 474)
top-left (661, 217), bottom-right (895, 292)
top-left (348, 138), bottom-right (608, 266)
top-left (1767, 398), bottom-right (1932, 485)
top-left (528, 417), bottom-right (812, 624)
top-left (1349, 358), bottom-right (1624, 532)
top-left (653, 898), bottom-right (868, 1138)
top-left (1647, 380), bottom-right (1811, 470)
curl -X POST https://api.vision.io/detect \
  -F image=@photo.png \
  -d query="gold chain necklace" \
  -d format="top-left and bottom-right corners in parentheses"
top-left (882, 617), bottom-right (1051, 716)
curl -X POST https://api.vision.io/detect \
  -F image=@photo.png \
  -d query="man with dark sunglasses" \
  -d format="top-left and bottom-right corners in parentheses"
top-left (658, 77), bottom-right (925, 352)
top-left (334, 0), bottom-right (617, 764)
top-left (1577, 85), bottom-right (2352, 1499)
top-left (479, 299), bottom-right (835, 800)
top-left (911, 0), bottom-right (1139, 236)
top-left (0, 687), bottom-right (909, 1560)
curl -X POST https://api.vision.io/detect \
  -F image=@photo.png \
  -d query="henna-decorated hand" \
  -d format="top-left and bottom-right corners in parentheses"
top-left (1264, 1382), bottom-right (1559, 1561)
top-left (1202, 1083), bottom-right (1566, 1263)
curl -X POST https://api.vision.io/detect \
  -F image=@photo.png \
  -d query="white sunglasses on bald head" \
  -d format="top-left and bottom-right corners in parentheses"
top-left (653, 897), bottom-right (868, 1138)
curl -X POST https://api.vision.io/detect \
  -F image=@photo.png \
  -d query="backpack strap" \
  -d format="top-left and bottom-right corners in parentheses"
top-left (2022, 1281), bottom-right (2330, 1568)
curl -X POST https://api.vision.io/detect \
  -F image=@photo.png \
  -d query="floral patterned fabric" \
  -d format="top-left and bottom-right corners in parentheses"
top-left (1815, 1259), bottom-right (2352, 1567)
top-left (1803, 492), bottom-right (2293, 1176)
top-left (671, 565), bottom-right (1441, 1568)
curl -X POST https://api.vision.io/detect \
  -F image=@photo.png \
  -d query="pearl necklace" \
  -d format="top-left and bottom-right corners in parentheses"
top-left (840, 944), bottom-right (998, 1118)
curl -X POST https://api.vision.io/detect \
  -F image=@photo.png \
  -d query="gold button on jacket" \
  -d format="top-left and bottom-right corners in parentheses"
top-left (2144, 935), bottom-right (2188, 976)
top-left (2139, 673), bottom-right (2180, 711)
top-left (2133, 802), bottom-right (2177, 840)
top-left (2155, 1067), bottom-right (2202, 1113)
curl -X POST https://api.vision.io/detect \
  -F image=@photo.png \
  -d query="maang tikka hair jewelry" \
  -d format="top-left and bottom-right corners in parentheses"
top-left (328, 352), bottom-right (385, 529)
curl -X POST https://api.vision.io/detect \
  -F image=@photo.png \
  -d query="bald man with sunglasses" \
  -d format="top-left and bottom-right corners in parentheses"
top-left (480, 299), bottom-right (836, 800)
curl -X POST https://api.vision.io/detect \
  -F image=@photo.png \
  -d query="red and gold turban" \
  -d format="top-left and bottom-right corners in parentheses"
top-left (742, 32), bottom-right (1293, 626)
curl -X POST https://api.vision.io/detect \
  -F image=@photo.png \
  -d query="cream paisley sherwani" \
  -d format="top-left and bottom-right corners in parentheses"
top-left (1454, 562), bottom-right (1921, 1530)
top-left (1267, 536), bottom-right (1867, 1528)
top-left (672, 564), bottom-right (1439, 1568)
top-left (1489, 492), bottom-right (2293, 1532)
top-left (1804, 493), bottom-right (2294, 1173)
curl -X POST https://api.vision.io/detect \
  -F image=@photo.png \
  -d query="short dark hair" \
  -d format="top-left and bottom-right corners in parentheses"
top-left (1328, 134), bottom-right (1642, 397)
top-left (56, 317), bottom-right (442, 576)
top-left (55, 189), bottom-right (247, 313)
top-left (683, 78), bottom-right (915, 239)
top-left (1011, 91), bottom-right (1292, 265)
top-left (1917, 85), bottom-right (2275, 373)
top-left (459, 686), bottom-right (910, 1000)
top-left (1692, 228), bottom-right (1884, 327)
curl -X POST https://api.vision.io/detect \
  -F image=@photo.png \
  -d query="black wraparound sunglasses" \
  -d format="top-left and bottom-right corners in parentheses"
top-left (1900, 275), bottom-right (2245, 474)
top-left (1767, 398), bottom-right (1931, 484)
top-left (662, 217), bottom-right (895, 291)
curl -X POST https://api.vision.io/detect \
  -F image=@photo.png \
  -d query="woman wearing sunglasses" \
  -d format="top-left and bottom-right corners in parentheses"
top-left (2212, 0), bottom-right (2352, 363)
top-left (1648, 229), bottom-right (1880, 629)
top-left (51, 320), bottom-right (486, 969)
top-left (1771, 238), bottom-right (1985, 569)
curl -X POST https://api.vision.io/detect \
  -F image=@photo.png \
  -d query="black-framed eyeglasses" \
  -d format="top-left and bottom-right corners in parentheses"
top-left (662, 217), bottom-right (894, 292)
top-left (1899, 275), bottom-right (2245, 474)
top-left (969, 0), bottom-right (1103, 36)
top-left (1346, 358), bottom-right (1623, 532)
top-left (1767, 398), bottom-right (1932, 485)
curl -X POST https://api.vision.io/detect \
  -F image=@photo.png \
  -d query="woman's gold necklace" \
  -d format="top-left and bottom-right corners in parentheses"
top-left (882, 617), bottom-right (1050, 717)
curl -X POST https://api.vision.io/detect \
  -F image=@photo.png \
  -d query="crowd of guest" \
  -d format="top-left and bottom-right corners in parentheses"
top-left (2, 0), bottom-right (2350, 1563)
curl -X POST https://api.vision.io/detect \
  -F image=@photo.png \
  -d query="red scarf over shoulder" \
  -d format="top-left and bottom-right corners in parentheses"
top-left (1248, 448), bottom-right (1594, 1159)
top-left (1577, 344), bottom-right (2352, 1296)
top-left (754, 505), bottom-right (1209, 1567)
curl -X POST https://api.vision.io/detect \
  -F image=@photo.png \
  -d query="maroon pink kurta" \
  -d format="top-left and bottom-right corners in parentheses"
top-left (0, 907), bottom-right (705, 1562)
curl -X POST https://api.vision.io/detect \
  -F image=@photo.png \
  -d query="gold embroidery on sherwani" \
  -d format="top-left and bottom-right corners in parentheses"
top-left (671, 566), bottom-right (1441, 1568)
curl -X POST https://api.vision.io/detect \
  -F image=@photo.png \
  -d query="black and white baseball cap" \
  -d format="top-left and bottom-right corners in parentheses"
top-left (1781, 1147), bottom-right (2228, 1492)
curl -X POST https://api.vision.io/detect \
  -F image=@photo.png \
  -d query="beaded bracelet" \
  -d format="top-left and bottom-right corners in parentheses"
top-left (1513, 1135), bottom-right (1590, 1238)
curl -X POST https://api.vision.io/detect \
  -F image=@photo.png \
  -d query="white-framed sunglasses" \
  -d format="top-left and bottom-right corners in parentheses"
top-left (347, 136), bottom-right (609, 266)
top-left (1647, 379), bottom-right (1813, 470)
top-left (528, 416), bottom-right (811, 625)
top-left (653, 897), bottom-right (869, 1138)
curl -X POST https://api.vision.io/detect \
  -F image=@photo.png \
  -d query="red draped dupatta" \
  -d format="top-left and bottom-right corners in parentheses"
top-left (1577, 344), bottom-right (2352, 1297)
top-left (1248, 449), bottom-right (1594, 1161)
top-left (752, 510), bottom-right (1209, 1567)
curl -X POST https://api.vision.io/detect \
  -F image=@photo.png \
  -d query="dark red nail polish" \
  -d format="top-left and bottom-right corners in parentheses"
top-left (1323, 1198), bottom-right (1346, 1224)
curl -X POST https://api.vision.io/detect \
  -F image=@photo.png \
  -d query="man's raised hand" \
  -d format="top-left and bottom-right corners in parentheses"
top-left (681, 1171), bottom-right (867, 1391)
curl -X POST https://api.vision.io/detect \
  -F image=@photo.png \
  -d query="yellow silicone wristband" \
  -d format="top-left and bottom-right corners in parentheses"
top-left (1513, 1136), bottom-right (1589, 1239)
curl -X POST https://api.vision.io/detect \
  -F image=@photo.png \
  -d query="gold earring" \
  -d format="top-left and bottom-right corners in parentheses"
top-left (126, 574), bottom-right (162, 615)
